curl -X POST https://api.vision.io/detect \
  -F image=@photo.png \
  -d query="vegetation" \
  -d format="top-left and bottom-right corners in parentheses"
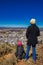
top-left (0, 43), bottom-right (43, 65)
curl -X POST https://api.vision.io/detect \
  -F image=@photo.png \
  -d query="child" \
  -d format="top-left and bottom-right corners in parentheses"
top-left (15, 40), bottom-right (25, 61)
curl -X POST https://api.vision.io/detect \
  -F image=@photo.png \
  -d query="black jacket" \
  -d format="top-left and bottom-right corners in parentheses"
top-left (15, 45), bottom-right (25, 59)
top-left (26, 24), bottom-right (40, 47)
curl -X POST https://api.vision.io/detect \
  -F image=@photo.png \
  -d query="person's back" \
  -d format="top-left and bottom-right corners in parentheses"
top-left (26, 23), bottom-right (40, 47)
top-left (17, 45), bottom-right (25, 59)
top-left (25, 18), bottom-right (40, 63)
top-left (15, 41), bottom-right (25, 60)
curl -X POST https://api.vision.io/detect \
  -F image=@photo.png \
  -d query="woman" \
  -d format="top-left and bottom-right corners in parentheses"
top-left (25, 18), bottom-right (40, 63)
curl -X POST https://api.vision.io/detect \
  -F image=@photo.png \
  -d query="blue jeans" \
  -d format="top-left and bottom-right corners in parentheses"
top-left (25, 45), bottom-right (36, 62)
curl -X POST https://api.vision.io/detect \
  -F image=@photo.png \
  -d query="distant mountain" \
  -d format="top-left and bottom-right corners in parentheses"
top-left (0, 27), bottom-right (27, 29)
top-left (0, 27), bottom-right (43, 31)
top-left (40, 28), bottom-right (43, 31)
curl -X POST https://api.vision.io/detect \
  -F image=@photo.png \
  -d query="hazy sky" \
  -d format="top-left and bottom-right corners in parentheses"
top-left (0, 0), bottom-right (43, 27)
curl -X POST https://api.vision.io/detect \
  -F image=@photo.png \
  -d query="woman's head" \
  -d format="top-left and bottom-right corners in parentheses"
top-left (30, 18), bottom-right (36, 24)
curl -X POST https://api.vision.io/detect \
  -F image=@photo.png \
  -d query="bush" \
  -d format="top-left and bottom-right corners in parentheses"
top-left (0, 43), bottom-right (13, 57)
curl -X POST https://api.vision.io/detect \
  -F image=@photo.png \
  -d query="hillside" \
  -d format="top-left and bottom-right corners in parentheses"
top-left (0, 43), bottom-right (43, 65)
top-left (0, 28), bottom-right (43, 65)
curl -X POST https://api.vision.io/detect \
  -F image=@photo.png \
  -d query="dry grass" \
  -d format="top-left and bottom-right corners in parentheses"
top-left (0, 43), bottom-right (43, 65)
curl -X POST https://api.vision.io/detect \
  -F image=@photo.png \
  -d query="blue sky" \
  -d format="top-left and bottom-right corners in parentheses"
top-left (0, 0), bottom-right (43, 27)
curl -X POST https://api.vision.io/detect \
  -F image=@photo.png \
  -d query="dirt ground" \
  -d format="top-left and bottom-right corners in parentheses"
top-left (0, 44), bottom-right (43, 65)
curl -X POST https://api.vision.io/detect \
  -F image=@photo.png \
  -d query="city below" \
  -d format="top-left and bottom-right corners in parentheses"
top-left (0, 27), bottom-right (43, 45)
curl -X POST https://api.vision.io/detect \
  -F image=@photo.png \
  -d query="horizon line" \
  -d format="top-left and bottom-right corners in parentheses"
top-left (0, 24), bottom-right (43, 28)
top-left (0, 26), bottom-right (43, 28)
